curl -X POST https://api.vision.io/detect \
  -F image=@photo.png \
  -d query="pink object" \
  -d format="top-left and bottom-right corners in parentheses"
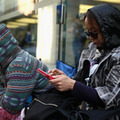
top-left (0, 108), bottom-right (20, 120)
top-left (37, 68), bottom-right (54, 80)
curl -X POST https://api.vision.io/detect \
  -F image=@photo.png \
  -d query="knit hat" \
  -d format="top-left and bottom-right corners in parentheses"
top-left (0, 23), bottom-right (21, 69)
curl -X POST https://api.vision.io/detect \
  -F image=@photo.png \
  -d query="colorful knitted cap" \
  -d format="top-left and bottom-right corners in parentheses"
top-left (0, 23), bottom-right (21, 69)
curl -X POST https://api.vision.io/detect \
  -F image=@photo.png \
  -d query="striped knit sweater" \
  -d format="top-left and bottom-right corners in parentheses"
top-left (0, 23), bottom-right (52, 114)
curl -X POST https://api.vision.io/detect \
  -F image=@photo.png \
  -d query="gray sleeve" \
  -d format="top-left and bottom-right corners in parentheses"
top-left (95, 65), bottom-right (120, 106)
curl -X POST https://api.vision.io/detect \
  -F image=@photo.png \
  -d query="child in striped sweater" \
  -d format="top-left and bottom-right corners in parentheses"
top-left (0, 23), bottom-right (52, 119)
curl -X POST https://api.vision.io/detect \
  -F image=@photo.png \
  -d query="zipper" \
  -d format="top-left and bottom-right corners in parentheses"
top-left (34, 98), bottom-right (58, 107)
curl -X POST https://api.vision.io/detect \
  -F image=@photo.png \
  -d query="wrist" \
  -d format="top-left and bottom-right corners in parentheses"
top-left (70, 79), bottom-right (75, 90)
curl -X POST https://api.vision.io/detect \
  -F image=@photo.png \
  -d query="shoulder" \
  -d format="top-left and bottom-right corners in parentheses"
top-left (6, 51), bottom-right (37, 78)
top-left (110, 46), bottom-right (120, 63)
top-left (78, 42), bottom-right (96, 70)
top-left (111, 46), bottom-right (120, 55)
top-left (6, 51), bottom-right (49, 79)
top-left (81, 42), bottom-right (96, 58)
top-left (6, 61), bottom-right (32, 80)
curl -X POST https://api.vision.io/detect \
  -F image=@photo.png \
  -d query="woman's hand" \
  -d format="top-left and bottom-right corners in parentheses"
top-left (48, 68), bottom-right (66, 76)
top-left (49, 74), bottom-right (75, 91)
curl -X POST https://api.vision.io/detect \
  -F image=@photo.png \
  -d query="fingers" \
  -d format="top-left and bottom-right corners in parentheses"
top-left (48, 68), bottom-right (63, 76)
top-left (49, 75), bottom-right (75, 92)
top-left (49, 75), bottom-right (61, 87)
top-left (52, 69), bottom-right (65, 75)
top-left (48, 69), bottom-right (52, 74)
top-left (49, 76), bottom-right (58, 84)
top-left (48, 69), bottom-right (54, 75)
top-left (55, 85), bottom-right (64, 91)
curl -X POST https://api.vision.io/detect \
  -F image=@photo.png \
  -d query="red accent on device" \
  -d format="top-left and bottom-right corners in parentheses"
top-left (37, 68), bottom-right (54, 80)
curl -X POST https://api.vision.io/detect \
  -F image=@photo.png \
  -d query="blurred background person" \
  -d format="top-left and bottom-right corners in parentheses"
top-left (68, 14), bottom-right (86, 69)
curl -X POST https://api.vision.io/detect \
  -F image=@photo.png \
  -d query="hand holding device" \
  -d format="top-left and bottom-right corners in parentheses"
top-left (37, 68), bottom-right (54, 80)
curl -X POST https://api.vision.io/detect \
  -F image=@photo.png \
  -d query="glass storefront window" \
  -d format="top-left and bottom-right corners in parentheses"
top-left (4, 14), bottom-right (38, 57)
top-left (59, 0), bottom-right (88, 69)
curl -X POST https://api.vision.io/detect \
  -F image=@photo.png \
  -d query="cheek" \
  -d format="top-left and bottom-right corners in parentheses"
top-left (99, 38), bottom-right (105, 46)
top-left (99, 34), bottom-right (105, 44)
